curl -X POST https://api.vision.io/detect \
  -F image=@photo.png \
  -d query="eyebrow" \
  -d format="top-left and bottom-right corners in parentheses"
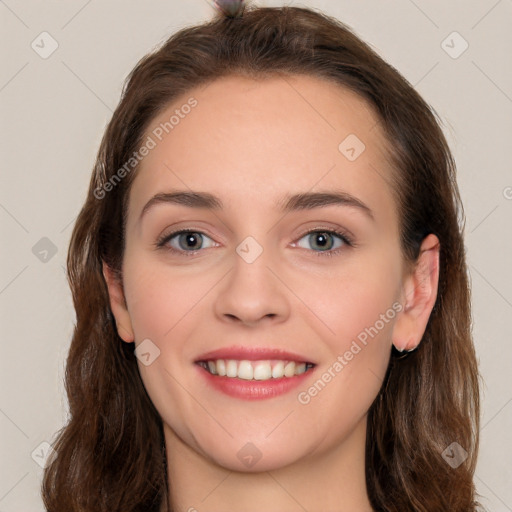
top-left (139, 189), bottom-right (374, 221)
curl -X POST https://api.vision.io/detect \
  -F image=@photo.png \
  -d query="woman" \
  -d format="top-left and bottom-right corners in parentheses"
top-left (42, 4), bottom-right (482, 511)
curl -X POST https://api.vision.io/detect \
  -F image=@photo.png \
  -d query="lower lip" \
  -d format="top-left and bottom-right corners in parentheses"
top-left (195, 364), bottom-right (315, 400)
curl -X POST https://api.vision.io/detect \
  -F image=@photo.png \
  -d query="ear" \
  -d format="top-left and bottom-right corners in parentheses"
top-left (102, 261), bottom-right (135, 343)
top-left (392, 234), bottom-right (440, 352)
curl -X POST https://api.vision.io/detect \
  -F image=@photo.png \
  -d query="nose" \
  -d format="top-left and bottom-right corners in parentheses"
top-left (213, 245), bottom-right (291, 327)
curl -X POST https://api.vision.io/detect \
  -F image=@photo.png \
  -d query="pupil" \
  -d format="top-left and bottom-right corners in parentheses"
top-left (181, 233), bottom-right (201, 249)
top-left (313, 232), bottom-right (332, 250)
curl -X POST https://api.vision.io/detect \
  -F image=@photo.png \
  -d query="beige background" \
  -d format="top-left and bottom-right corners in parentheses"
top-left (1, 0), bottom-right (511, 510)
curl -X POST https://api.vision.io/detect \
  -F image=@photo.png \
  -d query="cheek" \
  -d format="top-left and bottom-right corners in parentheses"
top-left (122, 254), bottom-right (210, 341)
top-left (325, 277), bottom-right (398, 354)
top-left (120, 255), bottom-right (207, 427)
top-left (293, 271), bottom-right (398, 438)
top-left (291, 250), bottom-right (401, 411)
top-left (297, 252), bottom-right (401, 352)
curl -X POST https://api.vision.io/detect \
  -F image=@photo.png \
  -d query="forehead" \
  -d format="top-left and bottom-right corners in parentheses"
top-left (127, 74), bottom-right (396, 224)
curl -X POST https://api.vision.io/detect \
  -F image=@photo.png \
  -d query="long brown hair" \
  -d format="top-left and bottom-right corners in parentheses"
top-left (42, 5), bottom-right (482, 511)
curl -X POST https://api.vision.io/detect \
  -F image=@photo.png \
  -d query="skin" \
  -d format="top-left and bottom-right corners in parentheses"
top-left (103, 74), bottom-right (440, 512)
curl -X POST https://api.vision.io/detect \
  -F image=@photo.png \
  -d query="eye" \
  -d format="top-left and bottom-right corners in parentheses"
top-left (157, 230), bottom-right (216, 253)
top-left (155, 228), bottom-right (353, 257)
top-left (295, 229), bottom-right (351, 254)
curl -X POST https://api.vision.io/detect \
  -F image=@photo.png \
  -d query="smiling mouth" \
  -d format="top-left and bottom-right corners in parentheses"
top-left (196, 359), bottom-right (316, 381)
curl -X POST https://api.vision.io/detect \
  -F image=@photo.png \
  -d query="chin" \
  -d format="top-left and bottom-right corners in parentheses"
top-left (205, 443), bottom-right (301, 473)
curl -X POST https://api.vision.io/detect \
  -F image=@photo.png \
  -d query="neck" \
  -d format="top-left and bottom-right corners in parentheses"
top-left (163, 416), bottom-right (374, 512)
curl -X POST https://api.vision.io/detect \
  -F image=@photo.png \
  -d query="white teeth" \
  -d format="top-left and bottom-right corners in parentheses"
top-left (271, 361), bottom-right (285, 378)
top-left (226, 359), bottom-right (238, 377)
top-left (207, 361), bottom-right (217, 375)
top-left (284, 361), bottom-right (296, 377)
top-left (216, 359), bottom-right (226, 376)
top-left (295, 363), bottom-right (306, 375)
top-left (253, 362), bottom-right (272, 380)
top-left (238, 360), bottom-right (253, 380)
top-left (200, 359), bottom-right (314, 381)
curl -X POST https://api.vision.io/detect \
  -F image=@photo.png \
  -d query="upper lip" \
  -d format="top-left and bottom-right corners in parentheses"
top-left (195, 346), bottom-right (316, 364)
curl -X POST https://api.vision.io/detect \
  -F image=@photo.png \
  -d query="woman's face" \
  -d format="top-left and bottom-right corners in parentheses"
top-left (108, 74), bottom-right (412, 471)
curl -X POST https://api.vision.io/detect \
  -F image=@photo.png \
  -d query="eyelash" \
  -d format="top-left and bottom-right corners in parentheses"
top-left (155, 227), bottom-right (354, 258)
